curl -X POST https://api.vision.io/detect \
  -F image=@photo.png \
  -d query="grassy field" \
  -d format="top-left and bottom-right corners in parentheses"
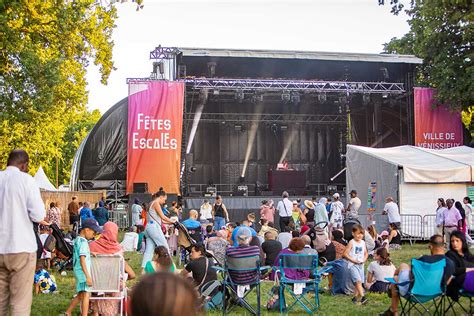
top-left (31, 242), bottom-right (469, 315)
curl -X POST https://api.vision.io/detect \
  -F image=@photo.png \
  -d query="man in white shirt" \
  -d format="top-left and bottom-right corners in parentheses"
top-left (383, 196), bottom-right (401, 229)
top-left (346, 190), bottom-right (361, 219)
top-left (276, 191), bottom-right (293, 232)
top-left (0, 149), bottom-right (46, 315)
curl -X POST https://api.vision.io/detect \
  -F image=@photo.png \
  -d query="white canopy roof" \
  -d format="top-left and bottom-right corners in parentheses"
top-left (34, 166), bottom-right (57, 191)
top-left (347, 145), bottom-right (474, 183)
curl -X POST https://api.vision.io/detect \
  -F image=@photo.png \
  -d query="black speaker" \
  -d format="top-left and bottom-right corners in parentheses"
top-left (133, 182), bottom-right (148, 193)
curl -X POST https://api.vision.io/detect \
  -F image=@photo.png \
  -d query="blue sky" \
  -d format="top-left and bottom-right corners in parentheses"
top-left (86, 0), bottom-right (411, 113)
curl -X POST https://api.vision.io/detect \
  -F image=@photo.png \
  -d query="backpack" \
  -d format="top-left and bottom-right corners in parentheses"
top-left (201, 280), bottom-right (224, 311)
top-left (43, 234), bottom-right (56, 252)
top-left (306, 226), bottom-right (328, 252)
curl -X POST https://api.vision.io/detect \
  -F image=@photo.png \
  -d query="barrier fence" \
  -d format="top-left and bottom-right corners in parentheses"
top-left (359, 213), bottom-right (442, 242)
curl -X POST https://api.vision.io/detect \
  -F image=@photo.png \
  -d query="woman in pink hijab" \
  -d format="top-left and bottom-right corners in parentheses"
top-left (89, 222), bottom-right (135, 316)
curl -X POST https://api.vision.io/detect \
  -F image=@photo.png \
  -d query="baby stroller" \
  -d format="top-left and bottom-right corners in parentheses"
top-left (174, 221), bottom-right (219, 266)
top-left (343, 216), bottom-right (361, 242)
top-left (50, 223), bottom-right (74, 271)
top-left (303, 221), bottom-right (335, 265)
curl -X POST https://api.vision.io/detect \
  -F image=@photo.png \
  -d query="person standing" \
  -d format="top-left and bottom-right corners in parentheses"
top-left (46, 201), bottom-right (62, 229)
top-left (212, 195), bottom-right (229, 231)
top-left (463, 197), bottom-right (473, 245)
top-left (199, 199), bottom-right (213, 224)
top-left (131, 198), bottom-right (142, 227)
top-left (435, 198), bottom-right (447, 236)
top-left (382, 197), bottom-right (401, 229)
top-left (443, 199), bottom-right (462, 245)
top-left (0, 149), bottom-right (46, 315)
top-left (80, 201), bottom-right (94, 222)
top-left (346, 190), bottom-right (361, 219)
top-left (93, 201), bottom-right (109, 227)
top-left (330, 193), bottom-right (344, 230)
top-left (276, 191), bottom-right (292, 232)
top-left (260, 199), bottom-right (276, 224)
top-left (68, 196), bottom-right (80, 228)
top-left (140, 190), bottom-right (176, 272)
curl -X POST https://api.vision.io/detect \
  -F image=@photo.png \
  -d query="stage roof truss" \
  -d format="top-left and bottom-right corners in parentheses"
top-left (185, 78), bottom-right (405, 94)
top-left (127, 77), bottom-right (405, 95)
top-left (185, 112), bottom-right (346, 125)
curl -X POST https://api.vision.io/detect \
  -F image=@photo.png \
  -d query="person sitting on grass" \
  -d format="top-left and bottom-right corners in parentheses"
top-left (379, 234), bottom-right (455, 316)
top-left (181, 243), bottom-right (217, 291)
top-left (343, 224), bottom-right (369, 305)
top-left (34, 260), bottom-right (57, 294)
top-left (65, 219), bottom-right (103, 316)
top-left (144, 245), bottom-right (174, 273)
top-left (331, 229), bottom-right (347, 260)
top-left (366, 247), bottom-right (395, 293)
top-left (388, 223), bottom-right (402, 250)
top-left (258, 218), bottom-right (278, 238)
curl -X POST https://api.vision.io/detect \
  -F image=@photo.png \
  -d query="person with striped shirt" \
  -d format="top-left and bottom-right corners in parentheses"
top-left (225, 227), bottom-right (261, 284)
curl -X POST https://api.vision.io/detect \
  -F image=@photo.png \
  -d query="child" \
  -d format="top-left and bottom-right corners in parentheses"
top-left (366, 247), bottom-right (395, 293)
top-left (65, 218), bottom-right (103, 316)
top-left (136, 225), bottom-right (146, 253)
top-left (39, 226), bottom-right (53, 270)
top-left (343, 224), bottom-right (368, 305)
top-left (34, 261), bottom-right (57, 294)
top-left (205, 225), bottom-right (216, 239)
top-left (247, 212), bottom-right (256, 230)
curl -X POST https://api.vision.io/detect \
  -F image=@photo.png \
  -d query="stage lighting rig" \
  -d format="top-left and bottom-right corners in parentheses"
top-left (235, 89), bottom-right (244, 102)
top-left (363, 94), bottom-right (371, 105)
top-left (318, 92), bottom-right (327, 102)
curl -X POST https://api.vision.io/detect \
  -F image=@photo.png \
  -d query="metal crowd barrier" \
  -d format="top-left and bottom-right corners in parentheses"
top-left (109, 206), bottom-right (130, 229)
top-left (358, 213), bottom-right (442, 242)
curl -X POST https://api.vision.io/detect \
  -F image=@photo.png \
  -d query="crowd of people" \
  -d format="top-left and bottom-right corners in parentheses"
top-left (1, 148), bottom-right (473, 316)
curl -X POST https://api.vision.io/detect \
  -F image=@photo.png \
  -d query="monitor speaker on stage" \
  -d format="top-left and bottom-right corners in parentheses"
top-left (133, 182), bottom-right (148, 193)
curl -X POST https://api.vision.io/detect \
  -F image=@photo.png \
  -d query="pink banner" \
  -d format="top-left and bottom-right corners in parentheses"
top-left (414, 87), bottom-right (463, 149)
top-left (127, 81), bottom-right (184, 194)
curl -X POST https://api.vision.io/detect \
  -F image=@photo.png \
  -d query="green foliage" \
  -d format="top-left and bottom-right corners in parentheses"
top-left (0, 1), bottom-right (117, 184)
top-left (382, 1), bottom-right (473, 112)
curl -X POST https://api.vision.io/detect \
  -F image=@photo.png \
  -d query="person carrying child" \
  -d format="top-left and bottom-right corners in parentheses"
top-left (343, 224), bottom-right (369, 305)
top-left (65, 219), bottom-right (103, 316)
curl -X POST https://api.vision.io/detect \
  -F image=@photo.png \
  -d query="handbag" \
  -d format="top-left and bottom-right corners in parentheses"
top-left (266, 272), bottom-right (285, 310)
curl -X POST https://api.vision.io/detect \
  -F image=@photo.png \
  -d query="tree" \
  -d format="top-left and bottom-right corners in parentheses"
top-left (0, 1), bottom-right (117, 182)
top-left (381, 1), bottom-right (473, 112)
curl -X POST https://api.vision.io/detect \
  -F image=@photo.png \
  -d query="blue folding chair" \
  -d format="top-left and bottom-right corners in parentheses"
top-left (213, 254), bottom-right (269, 315)
top-left (386, 258), bottom-right (447, 315)
top-left (444, 288), bottom-right (474, 315)
top-left (276, 254), bottom-right (331, 315)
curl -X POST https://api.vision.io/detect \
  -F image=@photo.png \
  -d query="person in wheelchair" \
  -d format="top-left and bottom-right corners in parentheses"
top-left (380, 234), bottom-right (455, 316)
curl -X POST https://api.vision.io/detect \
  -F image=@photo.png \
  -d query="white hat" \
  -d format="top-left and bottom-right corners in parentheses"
top-left (292, 200), bottom-right (298, 205)
top-left (333, 193), bottom-right (340, 199)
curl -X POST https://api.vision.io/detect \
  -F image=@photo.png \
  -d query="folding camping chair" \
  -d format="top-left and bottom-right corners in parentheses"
top-left (213, 254), bottom-right (269, 315)
top-left (89, 254), bottom-right (126, 316)
top-left (386, 258), bottom-right (447, 315)
top-left (275, 254), bottom-right (330, 314)
top-left (444, 288), bottom-right (474, 315)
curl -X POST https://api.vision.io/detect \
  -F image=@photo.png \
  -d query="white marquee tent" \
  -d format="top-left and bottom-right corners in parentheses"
top-left (346, 145), bottom-right (473, 226)
top-left (34, 166), bottom-right (57, 192)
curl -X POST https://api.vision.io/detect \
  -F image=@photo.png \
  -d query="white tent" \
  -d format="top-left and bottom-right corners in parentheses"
top-left (34, 166), bottom-right (57, 191)
top-left (346, 145), bottom-right (473, 220)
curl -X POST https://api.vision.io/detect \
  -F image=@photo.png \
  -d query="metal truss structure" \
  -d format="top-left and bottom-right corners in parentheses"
top-left (149, 45), bottom-right (180, 60)
top-left (185, 78), bottom-right (405, 94)
top-left (185, 112), bottom-right (346, 125)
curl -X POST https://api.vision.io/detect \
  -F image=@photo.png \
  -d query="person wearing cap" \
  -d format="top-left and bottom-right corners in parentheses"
top-left (65, 218), bottom-right (103, 316)
top-left (382, 197), bottom-right (401, 229)
top-left (330, 193), bottom-right (345, 230)
top-left (276, 191), bottom-right (293, 232)
top-left (346, 190), bottom-right (361, 219)
top-left (131, 198), bottom-right (142, 227)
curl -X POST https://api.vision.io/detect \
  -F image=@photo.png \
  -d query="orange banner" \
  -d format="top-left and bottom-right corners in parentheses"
top-left (414, 87), bottom-right (463, 149)
top-left (127, 81), bottom-right (184, 194)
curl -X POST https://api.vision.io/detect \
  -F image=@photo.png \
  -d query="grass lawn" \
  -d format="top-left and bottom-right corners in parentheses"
top-left (32, 242), bottom-right (470, 315)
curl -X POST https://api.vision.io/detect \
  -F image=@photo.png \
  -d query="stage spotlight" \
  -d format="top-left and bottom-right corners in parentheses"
top-left (339, 96), bottom-right (347, 104)
top-left (363, 94), bottom-right (370, 105)
top-left (291, 92), bottom-right (301, 104)
top-left (239, 176), bottom-right (245, 183)
top-left (235, 90), bottom-right (244, 102)
top-left (251, 93), bottom-right (264, 104)
top-left (281, 91), bottom-right (291, 103)
top-left (318, 92), bottom-right (327, 102)
top-left (213, 89), bottom-right (220, 95)
top-left (280, 125), bottom-right (288, 131)
top-left (234, 124), bottom-right (242, 131)
top-left (382, 93), bottom-right (389, 99)
top-left (189, 166), bottom-right (197, 173)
